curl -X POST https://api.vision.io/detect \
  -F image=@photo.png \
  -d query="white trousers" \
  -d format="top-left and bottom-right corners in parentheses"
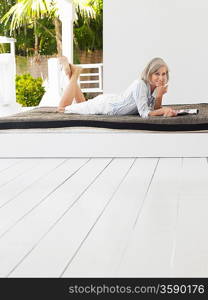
top-left (64, 94), bottom-right (119, 115)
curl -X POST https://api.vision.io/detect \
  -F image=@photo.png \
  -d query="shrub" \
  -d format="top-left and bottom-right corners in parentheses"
top-left (16, 74), bottom-right (45, 107)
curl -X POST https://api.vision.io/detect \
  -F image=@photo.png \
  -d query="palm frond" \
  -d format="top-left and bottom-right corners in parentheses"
top-left (1, 0), bottom-right (56, 33)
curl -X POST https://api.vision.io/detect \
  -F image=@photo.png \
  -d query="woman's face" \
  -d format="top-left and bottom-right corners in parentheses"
top-left (150, 66), bottom-right (168, 87)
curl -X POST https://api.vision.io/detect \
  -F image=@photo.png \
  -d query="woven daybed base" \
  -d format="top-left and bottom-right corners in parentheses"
top-left (0, 103), bottom-right (208, 131)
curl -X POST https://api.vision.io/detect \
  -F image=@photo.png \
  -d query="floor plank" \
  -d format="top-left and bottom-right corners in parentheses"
top-left (0, 159), bottom-right (40, 193)
top-left (0, 159), bottom-right (22, 173)
top-left (0, 158), bottom-right (111, 277)
top-left (0, 159), bottom-right (88, 238)
top-left (116, 158), bottom-right (182, 277)
top-left (61, 158), bottom-right (158, 277)
top-left (9, 158), bottom-right (134, 277)
top-left (0, 159), bottom-right (65, 209)
top-left (171, 158), bottom-right (208, 277)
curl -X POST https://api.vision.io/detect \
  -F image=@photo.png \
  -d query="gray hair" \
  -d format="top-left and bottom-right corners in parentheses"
top-left (141, 57), bottom-right (169, 83)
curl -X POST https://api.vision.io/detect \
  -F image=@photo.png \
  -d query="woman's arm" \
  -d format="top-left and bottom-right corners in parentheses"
top-left (148, 107), bottom-right (164, 116)
top-left (133, 81), bottom-right (152, 118)
top-left (132, 80), bottom-right (175, 118)
top-left (154, 85), bottom-right (168, 109)
top-left (154, 96), bottom-right (163, 109)
top-left (148, 107), bottom-right (177, 117)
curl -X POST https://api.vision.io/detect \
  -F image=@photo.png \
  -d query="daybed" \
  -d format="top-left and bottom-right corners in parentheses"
top-left (0, 103), bottom-right (208, 158)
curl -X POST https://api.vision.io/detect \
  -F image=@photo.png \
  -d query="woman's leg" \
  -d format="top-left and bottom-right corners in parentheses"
top-left (58, 67), bottom-right (83, 110)
top-left (74, 82), bottom-right (86, 103)
top-left (71, 63), bottom-right (85, 103)
top-left (58, 56), bottom-right (72, 78)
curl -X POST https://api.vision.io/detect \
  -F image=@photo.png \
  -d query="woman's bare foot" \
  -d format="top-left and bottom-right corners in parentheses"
top-left (58, 56), bottom-right (72, 78)
top-left (69, 64), bottom-right (82, 76)
top-left (76, 66), bottom-right (83, 74)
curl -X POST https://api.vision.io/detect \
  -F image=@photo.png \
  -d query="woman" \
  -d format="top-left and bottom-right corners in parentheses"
top-left (57, 57), bottom-right (177, 118)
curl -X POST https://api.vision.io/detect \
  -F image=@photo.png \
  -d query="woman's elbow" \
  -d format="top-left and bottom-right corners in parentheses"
top-left (139, 110), bottom-right (150, 118)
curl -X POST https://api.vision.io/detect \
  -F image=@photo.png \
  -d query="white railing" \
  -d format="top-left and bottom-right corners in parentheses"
top-left (77, 63), bottom-right (103, 93)
top-left (39, 59), bottom-right (103, 107)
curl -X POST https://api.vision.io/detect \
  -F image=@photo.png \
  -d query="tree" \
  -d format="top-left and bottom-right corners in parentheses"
top-left (1, 0), bottom-right (61, 56)
top-left (0, 0), bottom-right (16, 35)
top-left (73, 0), bottom-right (103, 52)
top-left (1, 0), bottom-right (103, 57)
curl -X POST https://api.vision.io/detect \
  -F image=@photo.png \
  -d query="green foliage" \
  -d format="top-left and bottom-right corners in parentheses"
top-left (16, 73), bottom-right (45, 106)
top-left (36, 17), bottom-right (57, 55)
top-left (73, 0), bottom-right (103, 51)
top-left (0, 1), bottom-right (16, 54)
top-left (0, 43), bottom-right (10, 53)
top-left (14, 26), bottom-right (35, 56)
top-left (0, 0), bottom-right (16, 36)
top-left (1, 0), bottom-right (103, 56)
top-left (14, 17), bottom-right (57, 56)
top-left (1, 0), bottom-right (58, 56)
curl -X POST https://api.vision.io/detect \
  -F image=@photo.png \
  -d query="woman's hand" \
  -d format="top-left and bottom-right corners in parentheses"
top-left (154, 82), bottom-right (168, 109)
top-left (148, 107), bottom-right (177, 117)
top-left (156, 83), bottom-right (168, 98)
top-left (162, 107), bottom-right (177, 117)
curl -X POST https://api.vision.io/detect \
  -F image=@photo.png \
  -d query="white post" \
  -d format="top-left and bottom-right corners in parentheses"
top-left (39, 0), bottom-right (74, 106)
top-left (0, 36), bottom-right (21, 116)
top-left (58, 0), bottom-right (74, 62)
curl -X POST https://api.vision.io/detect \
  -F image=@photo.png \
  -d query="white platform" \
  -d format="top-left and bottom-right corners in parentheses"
top-left (0, 127), bottom-right (207, 157)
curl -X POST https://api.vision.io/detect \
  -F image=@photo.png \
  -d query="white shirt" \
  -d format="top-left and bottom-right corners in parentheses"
top-left (110, 79), bottom-right (156, 118)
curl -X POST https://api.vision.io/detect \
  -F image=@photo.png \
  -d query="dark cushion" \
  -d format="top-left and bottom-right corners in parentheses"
top-left (0, 103), bottom-right (208, 131)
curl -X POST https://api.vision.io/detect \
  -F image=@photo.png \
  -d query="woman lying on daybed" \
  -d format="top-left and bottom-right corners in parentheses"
top-left (57, 57), bottom-right (177, 118)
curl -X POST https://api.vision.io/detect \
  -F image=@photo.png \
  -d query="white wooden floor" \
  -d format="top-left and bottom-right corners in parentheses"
top-left (0, 157), bottom-right (207, 278)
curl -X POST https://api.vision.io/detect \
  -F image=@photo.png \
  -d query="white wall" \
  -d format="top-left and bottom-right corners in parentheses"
top-left (104, 0), bottom-right (208, 104)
